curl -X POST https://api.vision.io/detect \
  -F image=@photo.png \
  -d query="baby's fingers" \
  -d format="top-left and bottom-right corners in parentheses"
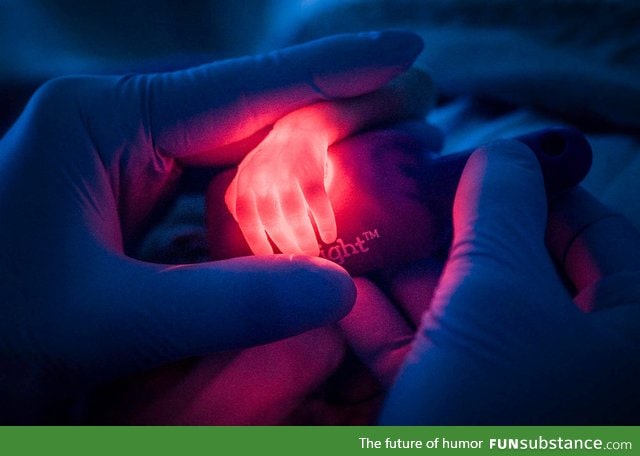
top-left (236, 192), bottom-right (273, 255)
top-left (281, 187), bottom-right (320, 256)
top-left (302, 182), bottom-right (337, 244)
top-left (258, 193), bottom-right (302, 255)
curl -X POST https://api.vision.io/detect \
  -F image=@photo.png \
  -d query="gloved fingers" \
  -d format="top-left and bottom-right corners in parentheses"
top-left (447, 140), bottom-right (550, 281)
top-left (575, 268), bottom-right (640, 317)
top-left (338, 278), bottom-right (414, 387)
top-left (145, 31), bottom-right (424, 165)
top-left (427, 140), bottom-right (576, 323)
top-left (546, 187), bottom-right (640, 300)
top-left (87, 255), bottom-right (354, 378)
top-left (590, 302), bottom-right (640, 345)
top-left (316, 68), bottom-right (435, 145)
top-left (379, 143), bottom-right (578, 425)
top-left (185, 66), bottom-right (434, 175)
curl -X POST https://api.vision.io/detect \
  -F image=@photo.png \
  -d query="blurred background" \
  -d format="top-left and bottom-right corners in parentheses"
top-left (2, 0), bottom-right (639, 229)
top-left (0, 0), bottom-right (328, 134)
top-left (3, 0), bottom-right (638, 135)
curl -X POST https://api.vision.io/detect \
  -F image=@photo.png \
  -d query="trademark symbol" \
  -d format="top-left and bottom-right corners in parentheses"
top-left (362, 229), bottom-right (380, 241)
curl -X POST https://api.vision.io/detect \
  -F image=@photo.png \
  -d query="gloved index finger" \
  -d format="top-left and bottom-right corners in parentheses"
top-left (546, 187), bottom-right (640, 302)
top-left (145, 31), bottom-right (424, 166)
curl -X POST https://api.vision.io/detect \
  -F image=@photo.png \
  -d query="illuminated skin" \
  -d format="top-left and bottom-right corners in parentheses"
top-left (0, 31), bottom-right (430, 423)
top-left (210, 127), bottom-right (592, 276)
top-left (209, 122), bottom-right (444, 275)
top-left (225, 69), bottom-right (433, 256)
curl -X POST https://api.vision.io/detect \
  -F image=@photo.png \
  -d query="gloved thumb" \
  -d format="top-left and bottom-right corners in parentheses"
top-left (74, 254), bottom-right (355, 380)
top-left (380, 141), bottom-right (576, 424)
top-left (434, 140), bottom-right (552, 310)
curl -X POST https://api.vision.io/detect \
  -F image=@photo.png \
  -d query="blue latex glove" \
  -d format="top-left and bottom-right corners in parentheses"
top-left (89, 120), bottom-right (442, 425)
top-left (0, 31), bottom-right (424, 423)
top-left (346, 140), bottom-right (640, 424)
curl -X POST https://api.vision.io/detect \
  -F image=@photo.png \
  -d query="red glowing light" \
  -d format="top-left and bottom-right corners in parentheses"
top-left (324, 157), bottom-right (335, 190)
top-left (224, 72), bottom-right (429, 258)
top-left (224, 109), bottom-right (337, 256)
top-left (208, 128), bottom-right (438, 276)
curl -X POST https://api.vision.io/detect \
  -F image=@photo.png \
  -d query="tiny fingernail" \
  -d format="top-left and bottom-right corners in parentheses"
top-left (320, 231), bottom-right (337, 244)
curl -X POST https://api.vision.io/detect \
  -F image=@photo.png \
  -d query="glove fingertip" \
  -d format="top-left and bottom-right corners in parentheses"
top-left (311, 31), bottom-right (424, 99)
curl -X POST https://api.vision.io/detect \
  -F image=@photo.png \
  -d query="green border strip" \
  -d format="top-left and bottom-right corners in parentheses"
top-left (2, 426), bottom-right (638, 456)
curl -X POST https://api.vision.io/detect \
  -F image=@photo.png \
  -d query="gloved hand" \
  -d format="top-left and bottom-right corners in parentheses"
top-left (341, 141), bottom-right (640, 424)
top-left (0, 30), bottom-right (424, 423)
top-left (92, 119), bottom-right (443, 425)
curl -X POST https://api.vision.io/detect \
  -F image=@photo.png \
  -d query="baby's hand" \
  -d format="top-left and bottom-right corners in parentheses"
top-left (225, 115), bottom-right (334, 255)
top-left (225, 69), bottom-right (434, 256)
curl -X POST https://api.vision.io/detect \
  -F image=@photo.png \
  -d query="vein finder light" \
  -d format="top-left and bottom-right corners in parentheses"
top-left (223, 69), bottom-right (434, 258)
top-left (208, 127), bottom-right (592, 275)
